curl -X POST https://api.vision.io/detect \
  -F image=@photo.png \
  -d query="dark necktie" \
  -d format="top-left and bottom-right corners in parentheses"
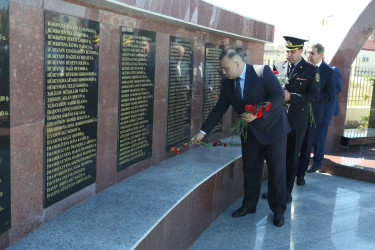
top-left (288, 64), bottom-right (295, 77)
top-left (235, 77), bottom-right (242, 100)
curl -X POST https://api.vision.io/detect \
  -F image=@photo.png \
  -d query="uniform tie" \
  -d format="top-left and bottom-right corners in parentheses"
top-left (235, 77), bottom-right (242, 100)
top-left (288, 64), bottom-right (295, 77)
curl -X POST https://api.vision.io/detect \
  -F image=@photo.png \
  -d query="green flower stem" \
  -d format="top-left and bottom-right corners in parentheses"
top-left (309, 102), bottom-right (316, 128)
top-left (231, 118), bottom-right (248, 142)
top-left (183, 139), bottom-right (214, 150)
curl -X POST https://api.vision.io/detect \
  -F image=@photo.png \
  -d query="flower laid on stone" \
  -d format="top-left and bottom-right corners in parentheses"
top-left (212, 140), bottom-right (241, 147)
top-left (170, 139), bottom-right (213, 154)
top-left (213, 140), bottom-right (227, 147)
top-left (232, 102), bottom-right (272, 142)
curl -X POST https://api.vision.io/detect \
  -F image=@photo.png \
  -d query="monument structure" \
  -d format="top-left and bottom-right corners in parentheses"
top-left (0, 0), bottom-right (275, 248)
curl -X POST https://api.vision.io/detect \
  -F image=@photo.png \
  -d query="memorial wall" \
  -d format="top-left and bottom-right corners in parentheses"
top-left (44, 11), bottom-right (99, 207)
top-left (166, 37), bottom-right (193, 150)
top-left (203, 43), bottom-right (224, 135)
top-left (118, 27), bottom-right (155, 170)
top-left (0, 0), bottom-right (9, 235)
top-left (0, 0), bottom-right (272, 247)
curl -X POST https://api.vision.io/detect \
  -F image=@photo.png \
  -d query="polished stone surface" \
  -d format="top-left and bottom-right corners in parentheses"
top-left (8, 137), bottom-right (242, 249)
top-left (84, 0), bottom-right (274, 42)
top-left (9, 1), bottom-right (44, 128)
top-left (96, 108), bottom-right (118, 192)
top-left (10, 122), bottom-right (44, 239)
top-left (191, 173), bottom-right (375, 250)
top-left (340, 128), bottom-right (375, 147)
top-left (321, 143), bottom-right (375, 184)
top-left (324, 143), bottom-right (375, 170)
top-left (343, 128), bottom-right (375, 138)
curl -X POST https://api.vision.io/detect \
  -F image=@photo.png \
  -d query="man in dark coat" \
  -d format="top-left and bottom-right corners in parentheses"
top-left (263, 36), bottom-right (320, 203)
top-left (192, 50), bottom-right (290, 227)
top-left (307, 65), bottom-right (342, 173)
top-left (296, 43), bottom-right (335, 183)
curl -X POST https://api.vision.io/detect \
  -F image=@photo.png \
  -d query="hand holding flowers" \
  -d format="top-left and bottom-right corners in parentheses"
top-left (232, 102), bottom-right (272, 142)
top-left (272, 70), bottom-right (316, 127)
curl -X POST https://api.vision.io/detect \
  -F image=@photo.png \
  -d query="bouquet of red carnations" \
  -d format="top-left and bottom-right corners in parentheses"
top-left (231, 102), bottom-right (271, 142)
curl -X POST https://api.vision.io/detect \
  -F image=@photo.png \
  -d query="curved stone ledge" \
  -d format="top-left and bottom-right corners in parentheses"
top-left (8, 137), bottom-right (250, 249)
top-left (322, 159), bottom-right (375, 184)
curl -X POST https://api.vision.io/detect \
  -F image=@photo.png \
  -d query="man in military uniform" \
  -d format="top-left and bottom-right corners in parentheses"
top-left (263, 36), bottom-right (320, 203)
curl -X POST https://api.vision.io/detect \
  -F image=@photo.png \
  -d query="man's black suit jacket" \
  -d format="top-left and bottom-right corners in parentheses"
top-left (274, 58), bottom-right (320, 130)
top-left (201, 64), bottom-right (290, 145)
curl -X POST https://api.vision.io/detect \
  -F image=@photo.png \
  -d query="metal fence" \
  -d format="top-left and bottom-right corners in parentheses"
top-left (348, 67), bottom-right (375, 106)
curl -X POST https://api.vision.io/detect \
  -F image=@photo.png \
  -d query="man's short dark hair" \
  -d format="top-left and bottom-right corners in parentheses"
top-left (219, 50), bottom-right (239, 60)
top-left (312, 43), bottom-right (325, 54)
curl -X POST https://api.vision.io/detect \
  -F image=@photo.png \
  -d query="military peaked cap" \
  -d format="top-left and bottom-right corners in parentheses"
top-left (283, 36), bottom-right (308, 51)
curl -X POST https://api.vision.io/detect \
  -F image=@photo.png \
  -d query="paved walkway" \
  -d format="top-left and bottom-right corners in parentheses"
top-left (190, 172), bottom-right (375, 250)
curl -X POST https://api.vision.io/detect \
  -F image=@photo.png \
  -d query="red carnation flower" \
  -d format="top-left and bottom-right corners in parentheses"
top-left (265, 103), bottom-right (272, 111)
top-left (182, 142), bottom-right (186, 148)
top-left (245, 104), bottom-right (255, 112)
top-left (272, 70), bottom-right (279, 75)
top-left (170, 146), bottom-right (175, 152)
top-left (256, 107), bottom-right (263, 118)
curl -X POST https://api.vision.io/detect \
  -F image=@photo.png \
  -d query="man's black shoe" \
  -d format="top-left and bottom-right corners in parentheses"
top-left (273, 214), bottom-right (285, 227)
top-left (286, 193), bottom-right (292, 203)
top-left (232, 206), bottom-right (256, 217)
top-left (261, 192), bottom-right (268, 199)
top-left (296, 177), bottom-right (305, 186)
top-left (307, 165), bottom-right (321, 173)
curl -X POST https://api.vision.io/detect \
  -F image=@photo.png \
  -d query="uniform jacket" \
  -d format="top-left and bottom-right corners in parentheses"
top-left (311, 61), bottom-right (335, 124)
top-left (323, 65), bottom-right (342, 119)
top-left (274, 58), bottom-right (320, 130)
top-left (201, 64), bottom-right (291, 145)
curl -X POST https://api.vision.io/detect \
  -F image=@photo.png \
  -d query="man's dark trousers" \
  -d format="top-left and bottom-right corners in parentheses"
top-left (286, 128), bottom-right (306, 194)
top-left (297, 120), bottom-right (320, 178)
top-left (242, 127), bottom-right (287, 216)
top-left (312, 114), bottom-right (332, 168)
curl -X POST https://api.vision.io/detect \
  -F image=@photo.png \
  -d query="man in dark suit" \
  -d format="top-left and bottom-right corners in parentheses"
top-left (192, 50), bottom-right (290, 227)
top-left (307, 65), bottom-right (342, 173)
top-left (263, 36), bottom-right (320, 203)
top-left (296, 43), bottom-right (335, 184)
